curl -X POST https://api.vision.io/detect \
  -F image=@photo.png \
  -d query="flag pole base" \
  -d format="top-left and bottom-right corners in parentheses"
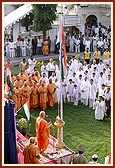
top-left (54, 120), bottom-right (65, 149)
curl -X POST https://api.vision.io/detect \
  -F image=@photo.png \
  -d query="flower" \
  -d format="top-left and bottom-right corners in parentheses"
top-left (17, 118), bottom-right (28, 130)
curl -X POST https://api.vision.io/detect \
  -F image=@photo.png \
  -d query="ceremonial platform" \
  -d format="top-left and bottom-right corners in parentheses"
top-left (16, 130), bottom-right (75, 164)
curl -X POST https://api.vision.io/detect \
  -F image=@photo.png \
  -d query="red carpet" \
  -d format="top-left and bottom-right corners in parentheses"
top-left (16, 130), bottom-right (74, 164)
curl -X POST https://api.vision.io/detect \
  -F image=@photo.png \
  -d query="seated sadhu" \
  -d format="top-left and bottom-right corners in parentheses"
top-left (23, 137), bottom-right (41, 164)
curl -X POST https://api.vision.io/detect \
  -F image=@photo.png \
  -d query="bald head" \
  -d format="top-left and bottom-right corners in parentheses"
top-left (39, 111), bottom-right (46, 118)
top-left (30, 137), bottom-right (35, 144)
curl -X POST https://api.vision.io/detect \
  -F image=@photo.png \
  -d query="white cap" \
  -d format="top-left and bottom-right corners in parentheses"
top-left (92, 154), bottom-right (98, 159)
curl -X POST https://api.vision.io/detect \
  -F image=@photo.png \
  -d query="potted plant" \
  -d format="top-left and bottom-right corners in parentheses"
top-left (17, 118), bottom-right (28, 136)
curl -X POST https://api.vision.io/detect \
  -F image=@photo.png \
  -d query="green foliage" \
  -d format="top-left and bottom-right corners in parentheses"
top-left (21, 13), bottom-right (34, 31)
top-left (17, 118), bottom-right (28, 130)
top-left (32, 4), bottom-right (57, 36)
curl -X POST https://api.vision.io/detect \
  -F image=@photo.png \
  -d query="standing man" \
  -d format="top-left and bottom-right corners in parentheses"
top-left (28, 55), bottom-right (36, 73)
top-left (70, 145), bottom-right (88, 164)
top-left (84, 48), bottom-right (91, 64)
top-left (47, 79), bottom-right (56, 107)
top-left (16, 38), bottom-right (21, 57)
top-left (93, 48), bottom-right (101, 64)
top-left (21, 38), bottom-right (27, 57)
top-left (32, 36), bottom-right (37, 55)
top-left (37, 36), bottom-right (42, 55)
top-left (36, 111), bottom-right (52, 156)
top-left (47, 36), bottom-right (51, 54)
top-left (89, 79), bottom-right (97, 108)
top-left (80, 76), bottom-right (90, 106)
top-left (4, 39), bottom-right (9, 57)
top-left (9, 39), bottom-right (15, 58)
top-left (74, 36), bottom-right (80, 53)
top-left (38, 82), bottom-right (48, 110)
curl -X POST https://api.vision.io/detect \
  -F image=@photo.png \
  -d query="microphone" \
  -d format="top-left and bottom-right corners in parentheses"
top-left (46, 115), bottom-right (49, 118)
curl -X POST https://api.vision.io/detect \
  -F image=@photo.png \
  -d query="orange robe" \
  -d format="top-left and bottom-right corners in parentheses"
top-left (25, 79), bottom-right (34, 88)
top-left (47, 83), bottom-right (56, 107)
top-left (23, 144), bottom-right (30, 164)
top-left (13, 79), bottom-right (23, 88)
top-left (30, 85), bottom-right (39, 109)
top-left (36, 116), bottom-right (50, 153)
top-left (16, 144), bottom-right (21, 164)
top-left (34, 75), bottom-right (40, 83)
top-left (21, 85), bottom-right (31, 106)
top-left (28, 144), bottom-right (40, 164)
top-left (11, 87), bottom-right (22, 111)
top-left (23, 143), bottom-right (40, 164)
top-left (38, 85), bottom-right (48, 110)
top-left (42, 40), bottom-right (49, 56)
top-left (19, 73), bottom-right (28, 82)
top-left (23, 71), bottom-right (29, 79)
top-left (11, 75), bottom-right (16, 84)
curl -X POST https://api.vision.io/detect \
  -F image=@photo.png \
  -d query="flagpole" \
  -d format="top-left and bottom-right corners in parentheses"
top-left (59, 12), bottom-right (64, 142)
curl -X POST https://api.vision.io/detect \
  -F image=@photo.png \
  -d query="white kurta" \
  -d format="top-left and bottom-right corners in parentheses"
top-left (80, 79), bottom-right (90, 105)
top-left (93, 100), bottom-right (105, 120)
top-left (73, 88), bottom-right (78, 106)
top-left (89, 83), bottom-right (97, 108)
top-left (54, 80), bottom-right (61, 103)
top-left (9, 42), bottom-right (15, 58)
top-left (28, 58), bottom-right (36, 72)
top-left (41, 65), bottom-right (48, 77)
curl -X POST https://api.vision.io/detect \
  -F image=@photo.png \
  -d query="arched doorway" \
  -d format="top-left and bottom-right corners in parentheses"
top-left (85, 15), bottom-right (97, 36)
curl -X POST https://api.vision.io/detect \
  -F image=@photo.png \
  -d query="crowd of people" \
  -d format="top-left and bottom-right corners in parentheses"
top-left (4, 34), bottom-right (52, 58)
top-left (4, 44), bottom-right (111, 121)
top-left (4, 21), bottom-right (111, 164)
top-left (4, 22), bottom-right (111, 58)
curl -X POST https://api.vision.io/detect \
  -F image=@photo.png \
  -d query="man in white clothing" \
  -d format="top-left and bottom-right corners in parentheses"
top-left (49, 72), bottom-right (56, 83)
top-left (21, 39), bottom-right (27, 57)
top-left (69, 35), bottom-right (75, 53)
top-left (37, 36), bottom-right (42, 55)
top-left (89, 79), bottom-right (97, 108)
top-left (66, 79), bottom-right (74, 103)
top-left (54, 78), bottom-right (60, 103)
top-left (73, 84), bottom-right (78, 106)
top-left (5, 39), bottom-right (9, 57)
top-left (74, 37), bottom-right (80, 53)
top-left (77, 74), bottom-right (83, 102)
top-left (97, 72), bottom-right (105, 91)
top-left (93, 96), bottom-right (105, 120)
top-left (28, 55), bottom-right (36, 73)
top-left (89, 154), bottom-right (99, 164)
top-left (80, 76), bottom-right (90, 106)
top-left (85, 37), bottom-right (90, 51)
top-left (41, 61), bottom-right (48, 77)
top-left (9, 39), bottom-right (15, 58)
top-left (98, 84), bottom-right (106, 97)
top-left (47, 58), bottom-right (55, 78)
top-left (39, 72), bottom-right (49, 85)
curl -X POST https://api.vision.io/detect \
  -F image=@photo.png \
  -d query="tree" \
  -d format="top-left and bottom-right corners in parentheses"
top-left (32, 4), bottom-right (57, 40)
top-left (21, 12), bottom-right (34, 31)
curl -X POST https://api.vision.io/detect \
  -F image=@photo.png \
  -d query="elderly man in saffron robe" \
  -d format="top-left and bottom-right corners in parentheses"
top-left (36, 111), bottom-right (52, 156)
